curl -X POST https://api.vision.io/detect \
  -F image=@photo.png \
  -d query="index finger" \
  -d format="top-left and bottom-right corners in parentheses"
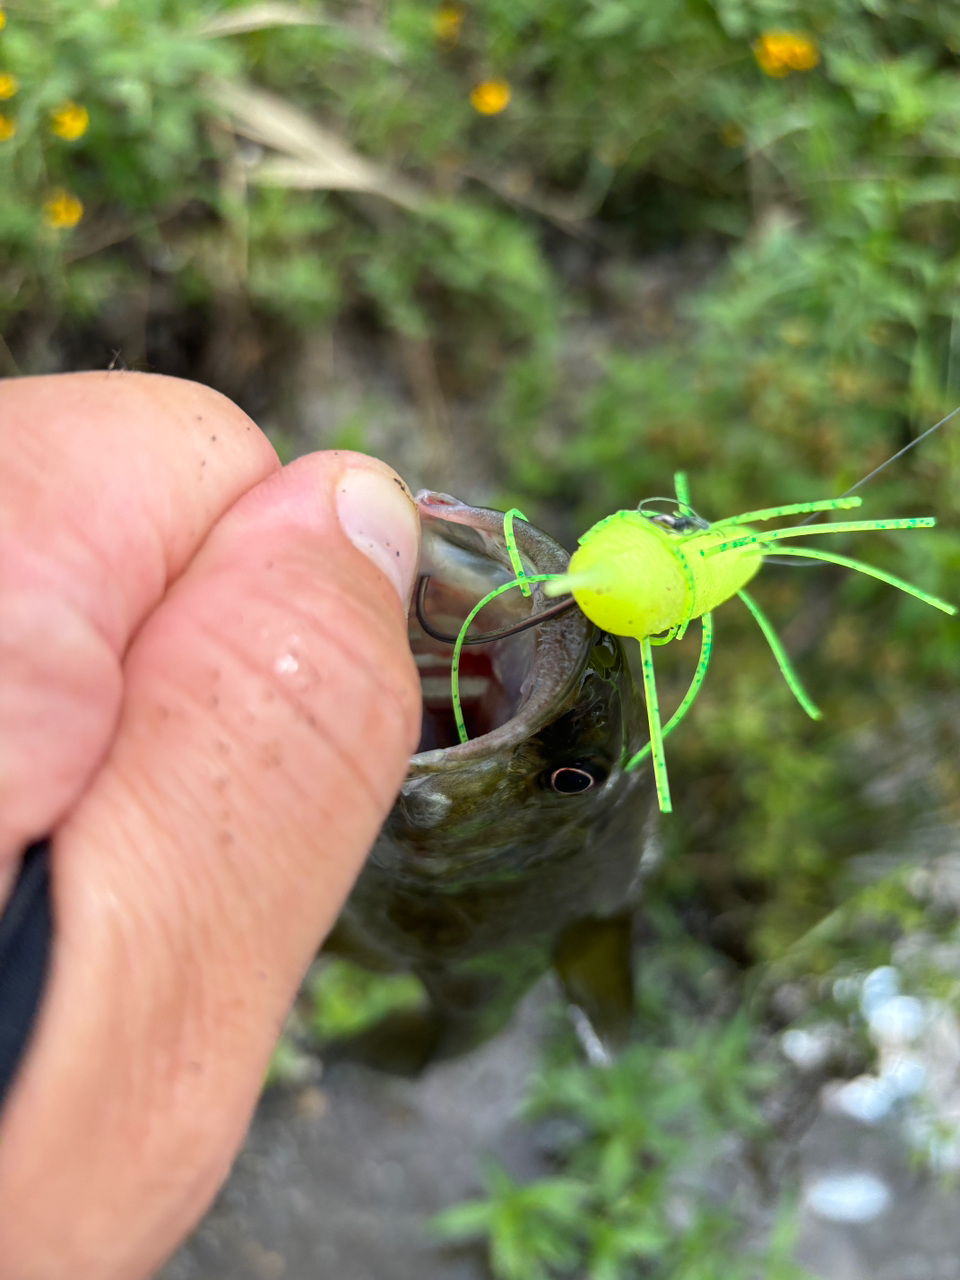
top-left (0, 372), bottom-right (280, 864)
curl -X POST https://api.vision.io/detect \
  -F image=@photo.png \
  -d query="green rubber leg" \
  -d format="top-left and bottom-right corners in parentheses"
top-left (709, 496), bottom-right (862, 530)
top-left (704, 516), bottom-right (937, 557)
top-left (503, 508), bottom-right (532, 598)
top-left (627, 612), bottom-right (714, 771)
top-left (674, 471), bottom-right (692, 514)
top-left (637, 637), bottom-right (672, 813)
top-left (737, 589), bottom-right (821, 720)
top-left (767, 548), bottom-right (957, 615)
top-left (648, 626), bottom-right (679, 646)
top-left (451, 572), bottom-right (564, 744)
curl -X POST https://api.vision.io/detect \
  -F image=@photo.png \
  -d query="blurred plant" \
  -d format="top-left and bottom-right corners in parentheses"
top-left (434, 922), bottom-right (810, 1279)
top-left (267, 955), bottom-right (425, 1084)
top-left (43, 187), bottom-right (83, 229)
top-left (48, 99), bottom-right (88, 141)
top-left (476, 0), bottom-right (960, 962)
top-left (0, 0), bottom-right (558, 371)
top-left (6, 5), bottom-right (960, 1257)
top-left (301, 956), bottom-right (425, 1040)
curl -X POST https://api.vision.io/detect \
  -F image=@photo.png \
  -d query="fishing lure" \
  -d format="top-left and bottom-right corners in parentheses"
top-left (424, 416), bottom-right (959, 816)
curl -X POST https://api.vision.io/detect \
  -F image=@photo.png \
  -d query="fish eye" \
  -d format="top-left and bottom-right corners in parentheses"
top-left (547, 764), bottom-right (605, 795)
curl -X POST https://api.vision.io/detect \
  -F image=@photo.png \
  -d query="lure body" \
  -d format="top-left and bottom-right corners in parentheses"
top-left (448, 475), bottom-right (956, 817)
top-left (567, 511), bottom-right (763, 642)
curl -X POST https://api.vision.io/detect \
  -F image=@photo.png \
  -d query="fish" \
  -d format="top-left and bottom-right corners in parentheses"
top-left (322, 490), bottom-right (655, 1073)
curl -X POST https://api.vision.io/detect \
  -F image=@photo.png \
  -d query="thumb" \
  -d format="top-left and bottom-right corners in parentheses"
top-left (0, 451), bottom-right (422, 1280)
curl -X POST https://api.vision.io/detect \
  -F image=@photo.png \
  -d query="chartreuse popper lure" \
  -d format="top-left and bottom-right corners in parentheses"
top-left (441, 473), bottom-right (956, 816)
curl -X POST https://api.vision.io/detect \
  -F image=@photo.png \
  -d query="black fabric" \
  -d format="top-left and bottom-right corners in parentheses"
top-left (0, 839), bottom-right (52, 1106)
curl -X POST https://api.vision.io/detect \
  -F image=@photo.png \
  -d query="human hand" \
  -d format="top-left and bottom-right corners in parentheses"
top-left (0, 373), bottom-right (422, 1278)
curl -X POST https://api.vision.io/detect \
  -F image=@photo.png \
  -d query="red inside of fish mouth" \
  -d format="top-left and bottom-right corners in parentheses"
top-left (409, 567), bottom-right (536, 753)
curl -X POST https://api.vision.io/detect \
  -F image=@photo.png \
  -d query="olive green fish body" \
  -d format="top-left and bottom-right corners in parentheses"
top-left (325, 493), bottom-right (653, 1068)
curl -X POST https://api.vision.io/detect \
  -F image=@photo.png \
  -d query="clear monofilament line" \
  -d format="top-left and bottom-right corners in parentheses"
top-left (627, 612), bottom-right (714, 771)
top-left (703, 516), bottom-right (937, 557)
top-left (737, 589), bottom-right (821, 720)
top-left (835, 404), bottom-right (960, 501)
top-left (450, 573), bottom-right (564, 744)
top-left (708, 496), bottom-right (862, 531)
top-left (764, 548), bottom-right (957, 615)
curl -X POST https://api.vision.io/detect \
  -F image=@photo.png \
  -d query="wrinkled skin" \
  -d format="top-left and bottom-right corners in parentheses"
top-left (0, 373), bottom-right (424, 1280)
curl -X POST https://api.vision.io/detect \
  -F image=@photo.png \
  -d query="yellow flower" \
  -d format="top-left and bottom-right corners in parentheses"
top-left (433, 4), bottom-right (463, 43)
top-left (0, 73), bottom-right (17, 100)
top-left (0, 11), bottom-right (6, 31)
top-left (50, 100), bottom-right (89, 141)
top-left (43, 188), bottom-right (84, 229)
top-left (753, 30), bottom-right (819, 78)
top-left (470, 79), bottom-right (511, 116)
top-left (0, 113), bottom-right (15, 141)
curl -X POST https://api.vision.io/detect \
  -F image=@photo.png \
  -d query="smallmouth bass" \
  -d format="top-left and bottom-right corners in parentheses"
top-left (324, 491), bottom-right (655, 1072)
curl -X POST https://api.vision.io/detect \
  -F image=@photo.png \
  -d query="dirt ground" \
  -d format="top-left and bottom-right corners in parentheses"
top-left (159, 967), bottom-right (960, 1280)
top-left (159, 982), bottom-right (554, 1280)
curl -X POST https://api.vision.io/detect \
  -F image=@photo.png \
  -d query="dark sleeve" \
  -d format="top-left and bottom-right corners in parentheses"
top-left (0, 839), bottom-right (52, 1107)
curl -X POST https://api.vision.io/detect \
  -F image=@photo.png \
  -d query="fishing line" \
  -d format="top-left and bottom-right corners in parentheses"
top-left (837, 404), bottom-right (960, 499)
top-left (763, 406), bottom-right (960, 563)
top-left (795, 403), bottom-right (960, 529)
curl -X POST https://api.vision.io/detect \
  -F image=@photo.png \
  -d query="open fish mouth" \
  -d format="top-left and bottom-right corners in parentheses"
top-left (410, 490), bottom-right (595, 760)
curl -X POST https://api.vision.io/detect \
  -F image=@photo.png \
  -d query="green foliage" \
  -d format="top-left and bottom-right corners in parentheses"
top-left (434, 929), bottom-right (810, 1280)
top-left (302, 957), bottom-right (425, 1040)
top-left (0, 0), bottom-right (238, 309)
top-left (434, 1166), bottom-right (586, 1280)
top-left (0, 0), bottom-right (559, 364)
top-left (266, 957), bottom-right (427, 1083)
top-left (6, 3), bottom-right (960, 1268)
top-left (426, 0), bottom-right (960, 976)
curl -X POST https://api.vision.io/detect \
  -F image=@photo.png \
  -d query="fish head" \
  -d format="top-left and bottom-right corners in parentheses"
top-left (360, 492), bottom-right (655, 909)
top-left (327, 491), bottom-right (657, 1057)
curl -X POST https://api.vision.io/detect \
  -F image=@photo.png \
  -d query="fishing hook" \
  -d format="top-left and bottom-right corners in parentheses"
top-left (415, 574), bottom-right (578, 645)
